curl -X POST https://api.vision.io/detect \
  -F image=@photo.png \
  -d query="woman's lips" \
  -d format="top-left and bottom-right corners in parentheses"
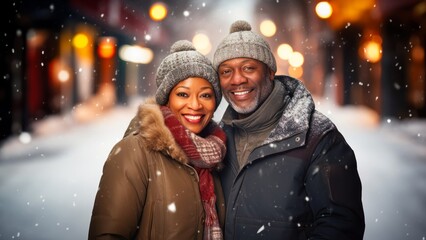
top-left (183, 114), bottom-right (203, 123)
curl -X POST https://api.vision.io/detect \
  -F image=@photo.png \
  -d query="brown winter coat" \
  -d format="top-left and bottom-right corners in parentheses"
top-left (88, 99), bottom-right (225, 240)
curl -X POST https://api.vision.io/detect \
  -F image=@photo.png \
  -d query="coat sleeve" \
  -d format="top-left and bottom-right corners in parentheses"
top-left (305, 129), bottom-right (365, 240)
top-left (88, 135), bottom-right (149, 239)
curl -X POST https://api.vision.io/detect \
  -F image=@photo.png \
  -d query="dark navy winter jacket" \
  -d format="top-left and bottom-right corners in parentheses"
top-left (219, 76), bottom-right (365, 240)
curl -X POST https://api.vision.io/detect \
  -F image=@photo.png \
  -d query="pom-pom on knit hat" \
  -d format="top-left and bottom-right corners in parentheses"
top-left (155, 40), bottom-right (222, 108)
top-left (213, 20), bottom-right (277, 73)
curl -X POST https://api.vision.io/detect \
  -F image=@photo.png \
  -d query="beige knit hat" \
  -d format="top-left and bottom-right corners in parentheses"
top-left (155, 40), bottom-right (222, 108)
top-left (213, 20), bottom-right (277, 73)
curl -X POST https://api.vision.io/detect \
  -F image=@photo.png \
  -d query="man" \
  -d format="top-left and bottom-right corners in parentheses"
top-left (213, 20), bottom-right (365, 240)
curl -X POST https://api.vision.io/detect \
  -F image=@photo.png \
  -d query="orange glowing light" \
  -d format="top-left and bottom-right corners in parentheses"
top-left (360, 35), bottom-right (382, 63)
top-left (149, 2), bottom-right (168, 21)
top-left (98, 37), bottom-right (116, 59)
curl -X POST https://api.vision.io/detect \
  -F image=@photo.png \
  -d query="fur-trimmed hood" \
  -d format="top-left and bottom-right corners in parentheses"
top-left (124, 98), bottom-right (189, 164)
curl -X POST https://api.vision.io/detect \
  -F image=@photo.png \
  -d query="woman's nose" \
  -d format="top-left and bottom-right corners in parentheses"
top-left (188, 96), bottom-right (202, 109)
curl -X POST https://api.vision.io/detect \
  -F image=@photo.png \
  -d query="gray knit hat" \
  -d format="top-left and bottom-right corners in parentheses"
top-left (155, 40), bottom-right (222, 108)
top-left (213, 20), bottom-right (277, 73)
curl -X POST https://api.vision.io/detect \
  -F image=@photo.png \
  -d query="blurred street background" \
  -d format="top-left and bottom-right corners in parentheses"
top-left (1, 0), bottom-right (426, 239)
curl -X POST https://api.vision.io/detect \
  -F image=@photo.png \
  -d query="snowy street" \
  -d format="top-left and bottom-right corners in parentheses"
top-left (1, 99), bottom-right (426, 240)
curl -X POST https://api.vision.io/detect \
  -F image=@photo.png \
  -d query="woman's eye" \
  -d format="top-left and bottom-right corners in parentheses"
top-left (201, 93), bottom-right (213, 99)
top-left (176, 92), bottom-right (188, 97)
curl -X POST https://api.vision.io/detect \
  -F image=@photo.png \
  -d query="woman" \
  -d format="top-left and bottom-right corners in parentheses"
top-left (88, 40), bottom-right (226, 240)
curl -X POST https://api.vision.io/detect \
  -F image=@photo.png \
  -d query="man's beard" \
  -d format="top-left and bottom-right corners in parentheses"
top-left (225, 77), bottom-right (273, 115)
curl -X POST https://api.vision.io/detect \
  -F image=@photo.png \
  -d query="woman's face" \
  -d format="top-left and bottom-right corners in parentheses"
top-left (167, 77), bottom-right (216, 134)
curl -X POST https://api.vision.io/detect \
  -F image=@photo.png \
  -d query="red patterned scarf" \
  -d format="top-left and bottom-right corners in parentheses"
top-left (161, 106), bottom-right (226, 240)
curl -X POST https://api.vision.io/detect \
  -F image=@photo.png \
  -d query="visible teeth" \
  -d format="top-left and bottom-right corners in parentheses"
top-left (186, 115), bottom-right (201, 120)
top-left (234, 91), bottom-right (249, 95)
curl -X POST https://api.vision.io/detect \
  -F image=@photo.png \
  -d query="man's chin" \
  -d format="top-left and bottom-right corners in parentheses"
top-left (230, 102), bottom-right (256, 115)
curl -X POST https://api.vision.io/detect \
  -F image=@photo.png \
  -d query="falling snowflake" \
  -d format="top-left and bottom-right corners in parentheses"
top-left (168, 202), bottom-right (176, 213)
top-left (114, 147), bottom-right (121, 155)
top-left (312, 166), bottom-right (319, 175)
top-left (257, 225), bottom-right (265, 234)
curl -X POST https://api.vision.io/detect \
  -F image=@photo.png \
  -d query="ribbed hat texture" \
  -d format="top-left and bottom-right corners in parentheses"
top-left (155, 40), bottom-right (221, 108)
top-left (213, 20), bottom-right (277, 73)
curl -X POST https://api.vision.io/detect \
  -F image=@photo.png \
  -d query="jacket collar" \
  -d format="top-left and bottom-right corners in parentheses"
top-left (264, 76), bottom-right (315, 144)
top-left (221, 76), bottom-right (315, 145)
top-left (125, 98), bottom-right (189, 164)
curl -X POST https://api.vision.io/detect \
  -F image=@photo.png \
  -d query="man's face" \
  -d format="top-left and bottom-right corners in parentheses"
top-left (218, 58), bottom-right (274, 118)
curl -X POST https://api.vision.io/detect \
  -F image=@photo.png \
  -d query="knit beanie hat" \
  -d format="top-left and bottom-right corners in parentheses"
top-left (155, 40), bottom-right (222, 108)
top-left (213, 20), bottom-right (277, 73)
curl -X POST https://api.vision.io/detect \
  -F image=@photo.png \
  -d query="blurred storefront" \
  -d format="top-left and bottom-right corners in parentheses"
top-left (250, 0), bottom-right (426, 120)
top-left (318, 0), bottom-right (426, 119)
top-left (252, 0), bottom-right (425, 119)
top-left (1, 0), bottom-right (184, 142)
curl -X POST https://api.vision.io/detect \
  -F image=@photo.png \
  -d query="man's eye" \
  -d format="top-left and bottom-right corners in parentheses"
top-left (243, 66), bottom-right (254, 71)
top-left (221, 69), bottom-right (231, 75)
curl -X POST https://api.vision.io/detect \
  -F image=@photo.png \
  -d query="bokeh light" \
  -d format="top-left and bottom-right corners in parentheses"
top-left (192, 33), bottom-right (212, 55)
top-left (72, 33), bottom-right (89, 49)
top-left (98, 37), bottom-right (116, 59)
top-left (288, 51), bottom-right (304, 67)
top-left (315, 1), bottom-right (333, 19)
top-left (360, 35), bottom-right (382, 63)
top-left (259, 20), bottom-right (277, 37)
top-left (119, 45), bottom-right (154, 64)
top-left (288, 66), bottom-right (303, 79)
top-left (149, 2), bottom-right (168, 21)
top-left (277, 43), bottom-right (293, 60)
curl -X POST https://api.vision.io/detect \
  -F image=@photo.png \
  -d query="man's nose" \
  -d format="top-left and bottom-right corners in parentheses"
top-left (230, 69), bottom-right (248, 85)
